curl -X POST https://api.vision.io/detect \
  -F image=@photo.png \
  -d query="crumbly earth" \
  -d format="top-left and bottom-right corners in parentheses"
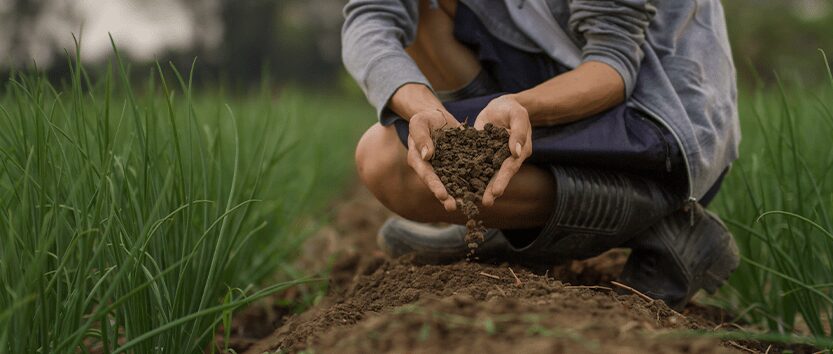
top-left (239, 188), bottom-right (811, 354)
top-left (430, 123), bottom-right (511, 259)
top-left (258, 258), bottom-right (737, 354)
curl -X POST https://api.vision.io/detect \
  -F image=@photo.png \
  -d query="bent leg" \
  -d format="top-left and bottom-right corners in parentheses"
top-left (406, 0), bottom-right (481, 92)
top-left (356, 122), bottom-right (555, 229)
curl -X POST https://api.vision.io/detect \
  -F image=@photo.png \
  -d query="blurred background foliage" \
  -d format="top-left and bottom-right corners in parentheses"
top-left (0, 0), bottom-right (831, 90)
top-left (0, 0), bottom-right (345, 90)
top-left (724, 0), bottom-right (833, 85)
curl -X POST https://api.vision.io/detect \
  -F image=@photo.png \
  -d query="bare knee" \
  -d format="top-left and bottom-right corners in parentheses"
top-left (355, 123), bottom-right (443, 221)
top-left (355, 123), bottom-right (406, 204)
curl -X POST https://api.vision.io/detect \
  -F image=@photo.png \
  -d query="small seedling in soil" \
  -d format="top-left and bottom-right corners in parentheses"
top-left (430, 123), bottom-right (511, 260)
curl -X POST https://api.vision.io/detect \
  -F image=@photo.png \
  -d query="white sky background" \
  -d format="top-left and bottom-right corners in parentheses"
top-left (0, 0), bottom-right (222, 67)
top-left (75, 0), bottom-right (220, 62)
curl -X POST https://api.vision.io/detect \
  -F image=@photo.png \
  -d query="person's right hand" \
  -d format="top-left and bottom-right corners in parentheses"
top-left (407, 109), bottom-right (461, 212)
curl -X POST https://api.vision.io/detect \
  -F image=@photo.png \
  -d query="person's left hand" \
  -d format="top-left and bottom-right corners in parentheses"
top-left (474, 94), bottom-right (533, 207)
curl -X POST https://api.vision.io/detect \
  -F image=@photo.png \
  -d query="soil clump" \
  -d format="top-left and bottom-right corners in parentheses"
top-left (430, 123), bottom-right (511, 259)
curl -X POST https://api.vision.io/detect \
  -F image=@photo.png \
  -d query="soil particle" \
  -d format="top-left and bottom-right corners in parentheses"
top-left (430, 123), bottom-right (511, 259)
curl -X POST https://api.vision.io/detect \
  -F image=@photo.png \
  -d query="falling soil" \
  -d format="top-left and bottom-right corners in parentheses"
top-left (239, 188), bottom-right (817, 354)
top-left (430, 123), bottom-right (511, 259)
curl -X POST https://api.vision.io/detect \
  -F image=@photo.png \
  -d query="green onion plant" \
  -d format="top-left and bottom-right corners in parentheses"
top-left (0, 40), bottom-right (370, 353)
top-left (712, 52), bottom-right (833, 341)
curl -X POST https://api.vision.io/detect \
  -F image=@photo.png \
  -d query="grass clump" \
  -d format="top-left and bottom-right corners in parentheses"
top-left (712, 53), bottom-right (833, 342)
top-left (0, 45), bottom-right (370, 353)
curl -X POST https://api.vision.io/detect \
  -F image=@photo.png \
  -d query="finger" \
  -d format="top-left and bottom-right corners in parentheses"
top-left (409, 116), bottom-right (435, 160)
top-left (407, 137), bottom-right (457, 212)
top-left (473, 107), bottom-right (492, 130)
top-left (407, 142), bottom-right (450, 205)
top-left (508, 106), bottom-right (530, 158)
top-left (442, 197), bottom-right (457, 212)
top-left (482, 156), bottom-right (523, 206)
top-left (481, 190), bottom-right (495, 207)
top-left (438, 109), bottom-right (462, 128)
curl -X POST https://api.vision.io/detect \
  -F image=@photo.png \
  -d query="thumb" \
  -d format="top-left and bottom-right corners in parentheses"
top-left (409, 116), bottom-right (435, 160)
top-left (507, 108), bottom-right (530, 158)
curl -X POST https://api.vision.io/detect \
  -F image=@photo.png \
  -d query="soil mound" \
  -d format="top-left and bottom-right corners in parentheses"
top-left (243, 189), bottom-right (761, 354)
top-left (431, 124), bottom-right (511, 258)
top-left (275, 259), bottom-right (732, 353)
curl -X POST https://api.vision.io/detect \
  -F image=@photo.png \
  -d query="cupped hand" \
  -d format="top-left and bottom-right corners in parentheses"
top-left (473, 95), bottom-right (533, 207)
top-left (407, 109), bottom-right (461, 212)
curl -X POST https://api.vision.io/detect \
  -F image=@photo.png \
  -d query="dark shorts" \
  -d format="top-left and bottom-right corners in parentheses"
top-left (387, 3), bottom-right (724, 205)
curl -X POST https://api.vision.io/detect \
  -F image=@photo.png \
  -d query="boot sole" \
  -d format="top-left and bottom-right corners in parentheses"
top-left (376, 225), bottom-right (460, 264)
top-left (376, 218), bottom-right (515, 265)
top-left (701, 210), bottom-right (741, 294)
top-left (376, 218), bottom-right (479, 264)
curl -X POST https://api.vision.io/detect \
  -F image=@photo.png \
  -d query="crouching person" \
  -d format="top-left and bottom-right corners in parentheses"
top-left (343, 0), bottom-right (740, 310)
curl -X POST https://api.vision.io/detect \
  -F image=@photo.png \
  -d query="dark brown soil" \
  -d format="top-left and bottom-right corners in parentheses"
top-left (265, 258), bottom-right (738, 354)
top-left (431, 124), bottom-right (511, 258)
top-left (241, 187), bottom-right (781, 354)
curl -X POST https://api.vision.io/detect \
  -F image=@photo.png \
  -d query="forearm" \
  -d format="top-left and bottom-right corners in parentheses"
top-left (522, 0), bottom-right (652, 126)
top-left (389, 83), bottom-right (446, 121)
top-left (513, 61), bottom-right (625, 127)
top-left (342, 0), bottom-right (429, 118)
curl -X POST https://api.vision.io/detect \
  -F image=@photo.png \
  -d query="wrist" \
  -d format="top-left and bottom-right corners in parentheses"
top-left (389, 83), bottom-right (445, 120)
top-left (504, 92), bottom-right (538, 119)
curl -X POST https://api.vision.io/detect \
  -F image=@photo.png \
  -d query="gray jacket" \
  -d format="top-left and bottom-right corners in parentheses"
top-left (342, 0), bottom-right (740, 203)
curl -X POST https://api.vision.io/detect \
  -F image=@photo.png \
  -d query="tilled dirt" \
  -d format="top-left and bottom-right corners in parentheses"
top-left (431, 124), bottom-right (511, 258)
top-left (242, 188), bottom-right (780, 354)
top-left (266, 259), bottom-right (734, 354)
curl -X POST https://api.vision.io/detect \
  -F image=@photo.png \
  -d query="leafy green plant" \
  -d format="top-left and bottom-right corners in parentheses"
top-left (0, 41), bottom-right (370, 353)
top-left (712, 52), bottom-right (833, 340)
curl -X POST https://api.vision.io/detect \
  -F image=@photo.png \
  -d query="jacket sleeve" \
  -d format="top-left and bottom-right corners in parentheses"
top-left (342, 0), bottom-right (430, 119)
top-left (568, 0), bottom-right (656, 97)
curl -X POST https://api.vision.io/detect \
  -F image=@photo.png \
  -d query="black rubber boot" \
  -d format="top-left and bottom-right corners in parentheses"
top-left (377, 217), bottom-right (511, 264)
top-left (509, 166), bottom-right (682, 263)
top-left (618, 204), bottom-right (740, 310)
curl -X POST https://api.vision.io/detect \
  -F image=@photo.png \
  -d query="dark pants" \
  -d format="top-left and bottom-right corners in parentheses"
top-left (387, 3), bottom-right (723, 205)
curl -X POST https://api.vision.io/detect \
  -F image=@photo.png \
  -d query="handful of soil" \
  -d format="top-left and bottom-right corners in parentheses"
top-left (431, 123), bottom-right (512, 260)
